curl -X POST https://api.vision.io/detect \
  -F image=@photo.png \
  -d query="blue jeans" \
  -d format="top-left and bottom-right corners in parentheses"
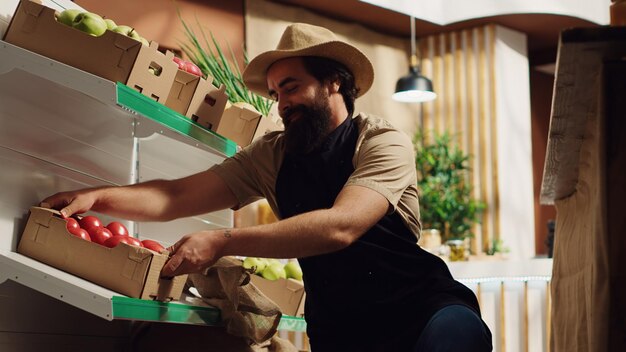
top-left (413, 305), bottom-right (493, 352)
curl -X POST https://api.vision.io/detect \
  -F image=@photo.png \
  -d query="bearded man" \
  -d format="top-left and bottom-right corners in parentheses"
top-left (42, 23), bottom-right (492, 351)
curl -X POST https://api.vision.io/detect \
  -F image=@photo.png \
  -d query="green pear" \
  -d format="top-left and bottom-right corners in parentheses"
top-left (284, 261), bottom-right (303, 281)
top-left (261, 262), bottom-right (287, 281)
top-left (72, 12), bottom-right (107, 37)
top-left (56, 9), bottom-right (82, 27)
top-left (104, 18), bottom-right (117, 31)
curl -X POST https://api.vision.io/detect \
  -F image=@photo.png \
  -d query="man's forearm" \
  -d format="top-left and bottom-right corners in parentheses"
top-left (90, 180), bottom-right (178, 221)
top-left (219, 207), bottom-right (359, 259)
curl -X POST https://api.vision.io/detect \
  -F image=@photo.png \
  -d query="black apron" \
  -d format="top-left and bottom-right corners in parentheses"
top-left (275, 117), bottom-right (481, 351)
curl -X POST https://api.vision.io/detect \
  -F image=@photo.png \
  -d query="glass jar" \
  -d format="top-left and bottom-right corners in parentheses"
top-left (418, 229), bottom-right (442, 253)
top-left (447, 239), bottom-right (468, 262)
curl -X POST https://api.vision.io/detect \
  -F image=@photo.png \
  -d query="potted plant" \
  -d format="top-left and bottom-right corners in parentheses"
top-left (414, 131), bottom-right (485, 259)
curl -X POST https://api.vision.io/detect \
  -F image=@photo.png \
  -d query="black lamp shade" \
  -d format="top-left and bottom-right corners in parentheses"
top-left (392, 68), bottom-right (437, 103)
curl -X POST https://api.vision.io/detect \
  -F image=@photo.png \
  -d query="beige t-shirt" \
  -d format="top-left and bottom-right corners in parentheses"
top-left (210, 113), bottom-right (422, 239)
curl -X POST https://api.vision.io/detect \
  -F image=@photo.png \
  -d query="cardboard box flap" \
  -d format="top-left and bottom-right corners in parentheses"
top-left (188, 81), bottom-right (228, 124)
top-left (165, 70), bottom-right (201, 114)
top-left (126, 245), bottom-right (154, 263)
top-left (140, 251), bottom-right (187, 301)
top-left (230, 104), bottom-right (263, 122)
top-left (126, 41), bottom-right (177, 102)
top-left (21, 0), bottom-right (45, 30)
top-left (285, 278), bottom-right (304, 293)
top-left (30, 206), bottom-right (61, 227)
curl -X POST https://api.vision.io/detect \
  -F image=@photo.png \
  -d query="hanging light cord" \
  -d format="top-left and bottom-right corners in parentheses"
top-left (410, 16), bottom-right (418, 70)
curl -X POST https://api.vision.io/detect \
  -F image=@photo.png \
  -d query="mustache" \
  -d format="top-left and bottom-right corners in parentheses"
top-left (282, 105), bottom-right (308, 123)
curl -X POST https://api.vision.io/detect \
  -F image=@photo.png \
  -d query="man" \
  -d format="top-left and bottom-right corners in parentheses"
top-left (42, 23), bottom-right (492, 351)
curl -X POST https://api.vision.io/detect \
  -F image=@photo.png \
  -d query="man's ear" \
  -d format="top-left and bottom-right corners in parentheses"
top-left (327, 79), bottom-right (340, 95)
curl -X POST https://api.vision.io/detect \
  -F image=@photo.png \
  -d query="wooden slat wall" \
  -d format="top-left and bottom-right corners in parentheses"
top-left (419, 24), bottom-right (500, 254)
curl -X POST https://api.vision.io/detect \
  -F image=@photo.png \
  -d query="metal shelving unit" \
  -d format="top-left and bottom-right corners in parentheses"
top-left (0, 40), bottom-right (305, 332)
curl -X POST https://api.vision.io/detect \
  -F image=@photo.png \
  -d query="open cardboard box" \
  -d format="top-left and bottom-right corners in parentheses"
top-left (250, 274), bottom-right (305, 317)
top-left (165, 70), bottom-right (229, 126)
top-left (3, 0), bottom-right (177, 102)
top-left (196, 102), bottom-right (263, 148)
top-left (251, 114), bottom-right (283, 143)
top-left (18, 207), bottom-right (187, 301)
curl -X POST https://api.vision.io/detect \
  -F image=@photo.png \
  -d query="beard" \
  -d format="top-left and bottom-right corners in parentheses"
top-left (282, 92), bottom-right (332, 155)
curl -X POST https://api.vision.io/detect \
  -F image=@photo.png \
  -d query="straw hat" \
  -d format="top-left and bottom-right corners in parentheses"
top-left (243, 23), bottom-right (374, 99)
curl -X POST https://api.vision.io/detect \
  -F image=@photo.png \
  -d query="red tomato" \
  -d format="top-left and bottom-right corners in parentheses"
top-left (172, 56), bottom-right (186, 70)
top-left (79, 216), bottom-right (102, 232)
top-left (184, 61), bottom-right (203, 77)
top-left (106, 222), bottom-right (129, 237)
top-left (104, 235), bottom-right (143, 248)
top-left (69, 228), bottom-right (91, 241)
top-left (90, 227), bottom-right (113, 245)
top-left (66, 218), bottom-right (80, 232)
top-left (141, 239), bottom-right (165, 253)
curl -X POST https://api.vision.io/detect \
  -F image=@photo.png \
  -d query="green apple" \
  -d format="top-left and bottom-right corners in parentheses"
top-left (284, 261), bottom-right (303, 281)
top-left (104, 18), bottom-right (117, 31)
top-left (112, 25), bottom-right (133, 36)
top-left (267, 259), bottom-right (282, 266)
top-left (56, 9), bottom-right (82, 27)
top-left (261, 262), bottom-right (287, 281)
top-left (128, 29), bottom-right (142, 40)
top-left (243, 257), bottom-right (268, 274)
top-left (72, 12), bottom-right (107, 37)
top-left (138, 36), bottom-right (150, 47)
top-left (112, 25), bottom-right (146, 44)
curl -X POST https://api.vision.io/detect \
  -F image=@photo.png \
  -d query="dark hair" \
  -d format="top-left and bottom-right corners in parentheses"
top-left (301, 56), bottom-right (359, 117)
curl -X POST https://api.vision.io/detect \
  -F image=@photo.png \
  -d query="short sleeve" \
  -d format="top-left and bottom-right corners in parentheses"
top-left (210, 132), bottom-right (284, 210)
top-left (346, 128), bottom-right (416, 212)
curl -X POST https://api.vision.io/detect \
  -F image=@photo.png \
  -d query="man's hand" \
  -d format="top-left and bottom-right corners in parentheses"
top-left (40, 189), bottom-right (98, 218)
top-left (161, 230), bottom-right (227, 278)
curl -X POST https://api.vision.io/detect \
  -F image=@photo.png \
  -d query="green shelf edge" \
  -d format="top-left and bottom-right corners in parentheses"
top-left (111, 296), bottom-right (222, 325)
top-left (115, 83), bottom-right (237, 157)
top-left (111, 296), bottom-right (307, 332)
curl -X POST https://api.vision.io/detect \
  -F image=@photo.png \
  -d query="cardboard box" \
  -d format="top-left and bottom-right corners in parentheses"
top-left (196, 102), bottom-right (262, 148)
top-left (1, 0), bottom-right (84, 38)
top-left (165, 70), bottom-right (228, 125)
top-left (250, 274), bottom-right (305, 317)
top-left (3, 0), bottom-right (177, 102)
top-left (18, 207), bottom-right (187, 301)
top-left (251, 114), bottom-right (283, 143)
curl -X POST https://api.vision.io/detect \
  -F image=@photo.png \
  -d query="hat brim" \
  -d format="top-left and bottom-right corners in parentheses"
top-left (243, 41), bottom-right (374, 100)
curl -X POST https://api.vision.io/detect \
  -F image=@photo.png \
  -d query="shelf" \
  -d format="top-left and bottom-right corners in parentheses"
top-left (0, 251), bottom-right (306, 331)
top-left (116, 83), bottom-right (237, 158)
top-left (0, 40), bottom-right (237, 159)
top-left (0, 40), bottom-right (304, 332)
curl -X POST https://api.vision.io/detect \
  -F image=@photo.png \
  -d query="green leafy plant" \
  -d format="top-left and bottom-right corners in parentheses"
top-left (177, 12), bottom-right (274, 116)
top-left (414, 131), bottom-right (485, 242)
top-left (486, 238), bottom-right (510, 256)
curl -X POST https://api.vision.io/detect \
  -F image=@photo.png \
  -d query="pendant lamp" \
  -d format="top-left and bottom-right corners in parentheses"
top-left (392, 17), bottom-right (436, 103)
